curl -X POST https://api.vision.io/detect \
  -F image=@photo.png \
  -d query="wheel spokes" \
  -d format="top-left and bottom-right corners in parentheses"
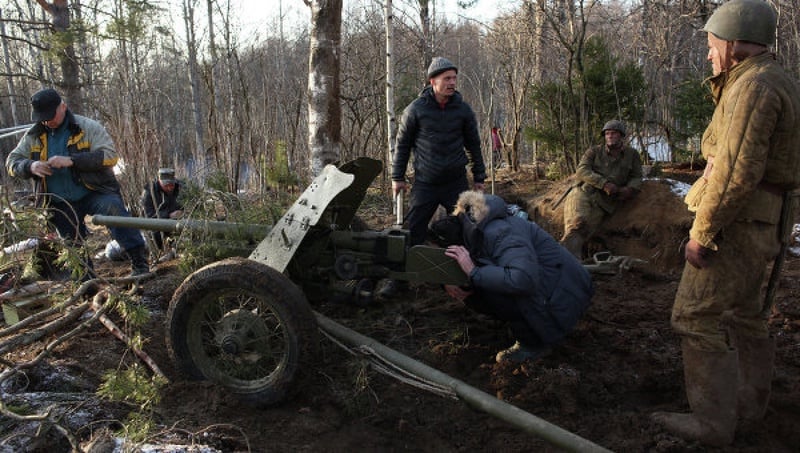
top-left (188, 289), bottom-right (290, 386)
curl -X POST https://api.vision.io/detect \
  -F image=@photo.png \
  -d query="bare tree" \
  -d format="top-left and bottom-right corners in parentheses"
top-left (485, 6), bottom-right (540, 172)
top-left (182, 0), bottom-right (207, 176)
top-left (385, 0), bottom-right (397, 183)
top-left (0, 8), bottom-right (20, 125)
top-left (305, 0), bottom-right (343, 176)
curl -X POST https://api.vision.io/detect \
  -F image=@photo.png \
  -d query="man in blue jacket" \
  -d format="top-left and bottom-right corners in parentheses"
top-left (382, 56), bottom-right (487, 298)
top-left (433, 191), bottom-right (593, 363)
top-left (6, 88), bottom-right (150, 277)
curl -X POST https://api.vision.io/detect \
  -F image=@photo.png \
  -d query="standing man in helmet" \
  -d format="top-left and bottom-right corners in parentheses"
top-left (381, 56), bottom-right (487, 298)
top-left (560, 119), bottom-right (643, 259)
top-left (652, 0), bottom-right (800, 446)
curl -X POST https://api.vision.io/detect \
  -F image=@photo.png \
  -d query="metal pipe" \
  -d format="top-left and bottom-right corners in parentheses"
top-left (394, 191), bottom-right (403, 226)
top-left (90, 215), bottom-right (270, 240)
top-left (0, 124), bottom-right (33, 139)
top-left (314, 312), bottom-right (612, 453)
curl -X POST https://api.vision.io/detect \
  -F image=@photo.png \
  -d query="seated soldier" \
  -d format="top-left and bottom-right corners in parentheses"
top-left (561, 120), bottom-right (643, 259)
top-left (431, 191), bottom-right (594, 363)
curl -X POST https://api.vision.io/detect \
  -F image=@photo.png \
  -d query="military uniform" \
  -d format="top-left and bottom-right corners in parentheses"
top-left (652, 0), bottom-right (800, 446)
top-left (673, 52), bottom-right (800, 351)
top-left (561, 141), bottom-right (643, 257)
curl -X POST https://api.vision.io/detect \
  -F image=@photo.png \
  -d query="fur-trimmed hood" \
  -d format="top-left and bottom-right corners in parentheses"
top-left (453, 191), bottom-right (508, 227)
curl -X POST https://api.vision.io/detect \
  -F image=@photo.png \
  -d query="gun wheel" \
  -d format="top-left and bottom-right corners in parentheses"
top-left (167, 257), bottom-right (317, 407)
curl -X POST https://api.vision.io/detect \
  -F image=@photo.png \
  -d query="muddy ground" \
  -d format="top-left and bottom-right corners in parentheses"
top-left (2, 166), bottom-right (799, 452)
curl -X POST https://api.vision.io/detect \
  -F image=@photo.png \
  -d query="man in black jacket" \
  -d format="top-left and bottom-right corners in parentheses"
top-left (382, 57), bottom-right (487, 298)
top-left (140, 168), bottom-right (183, 252)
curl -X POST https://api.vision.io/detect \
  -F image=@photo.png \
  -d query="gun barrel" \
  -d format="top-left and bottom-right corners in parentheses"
top-left (91, 215), bottom-right (270, 240)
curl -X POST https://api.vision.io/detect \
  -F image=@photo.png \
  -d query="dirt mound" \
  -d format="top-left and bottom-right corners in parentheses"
top-left (527, 178), bottom-right (694, 274)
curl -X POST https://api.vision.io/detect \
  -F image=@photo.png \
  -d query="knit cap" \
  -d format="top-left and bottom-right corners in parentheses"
top-left (427, 57), bottom-right (458, 79)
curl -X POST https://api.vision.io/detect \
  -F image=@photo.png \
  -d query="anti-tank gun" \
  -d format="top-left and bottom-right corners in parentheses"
top-left (92, 157), bottom-right (469, 407)
top-left (92, 157), bottom-right (641, 408)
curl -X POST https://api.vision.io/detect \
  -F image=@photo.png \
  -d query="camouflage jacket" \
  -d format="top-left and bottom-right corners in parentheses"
top-left (686, 53), bottom-right (800, 250)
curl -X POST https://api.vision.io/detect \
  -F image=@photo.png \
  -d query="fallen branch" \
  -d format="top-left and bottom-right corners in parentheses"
top-left (0, 292), bottom-right (114, 452)
top-left (0, 300), bottom-right (91, 355)
top-left (0, 280), bottom-right (97, 339)
top-left (89, 298), bottom-right (169, 382)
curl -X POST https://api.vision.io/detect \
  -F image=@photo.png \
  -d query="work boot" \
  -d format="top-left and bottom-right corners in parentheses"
top-left (651, 342), bottom-right (738, 446)
top-left (126, 246), bottom-right (150, 277)
top-left (734, 333), bottom-right (776, 422)
top-left (495, 341), bottom-right (551, 363)
top-left (376, 279), bottom-right (408, 300)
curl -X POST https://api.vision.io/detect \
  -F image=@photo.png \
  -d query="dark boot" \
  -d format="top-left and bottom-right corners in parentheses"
top-left (734, 333), bottom-right (775, 422)
top-left (651, 342), bottom-right (738, 446)
top-left (127, 246), bottom-right (150, 277)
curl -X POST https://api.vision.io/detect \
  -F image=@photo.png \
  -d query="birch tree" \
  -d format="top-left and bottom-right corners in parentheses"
top-left (305, 0), bottom-right (343, 176)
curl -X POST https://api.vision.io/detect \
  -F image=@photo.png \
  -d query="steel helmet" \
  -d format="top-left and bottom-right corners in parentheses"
top-left (702, 0), bottom-right (777, 46)
top-left (601, 120), bottom-right (626, 137)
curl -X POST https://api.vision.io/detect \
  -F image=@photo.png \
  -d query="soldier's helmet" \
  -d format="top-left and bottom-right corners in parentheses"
top-left (601, 120), bottom-right (626, 137)
top-left (703, 0), bottom-right (777, 46)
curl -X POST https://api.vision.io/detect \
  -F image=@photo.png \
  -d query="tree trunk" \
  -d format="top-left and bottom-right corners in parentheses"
top-left (0, 8), bottom-right (20, 125)
top-left (306, 0), bottom-right (343, 176)
top-left (34, 0), bottom-right (81, 110)
top-left (183, 0), bottom-right (207, 177)
top-left (385, 0), bottom-right (397, 185)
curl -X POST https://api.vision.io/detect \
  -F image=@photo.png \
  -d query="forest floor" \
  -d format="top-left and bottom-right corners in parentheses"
top-left (2, 165), bottom-right (799, 452)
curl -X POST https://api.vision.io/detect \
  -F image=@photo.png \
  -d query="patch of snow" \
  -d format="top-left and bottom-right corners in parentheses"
top-left (113, 439), bottom-right (222, 453)
top-left (644, 177), bottom-right (692, 198)
top-left (789, 224), bottom-right (800, 257)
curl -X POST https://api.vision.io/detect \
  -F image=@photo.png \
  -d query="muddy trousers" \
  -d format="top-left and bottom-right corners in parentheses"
top-left (560, 187), bottom-right (608, 259)
top-left (651, 335), bottom-right (776, 446)
top-left (654, 220), bottom-right (780, 445)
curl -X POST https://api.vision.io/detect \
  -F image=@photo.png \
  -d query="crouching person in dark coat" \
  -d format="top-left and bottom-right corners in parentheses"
top-left (431, 191), bottom-right (593, 363)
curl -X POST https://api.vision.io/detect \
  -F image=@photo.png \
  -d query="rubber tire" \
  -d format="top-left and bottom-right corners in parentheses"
top-left (167, 257), bottom-right (318, 407)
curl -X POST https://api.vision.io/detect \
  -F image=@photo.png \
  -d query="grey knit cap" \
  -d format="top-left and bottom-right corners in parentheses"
top-left (427, 57), bottom-right (458, 79)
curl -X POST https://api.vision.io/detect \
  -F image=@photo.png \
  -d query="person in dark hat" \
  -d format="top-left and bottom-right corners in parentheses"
top-left (140, 167), bottom-right (183, 253)
top-left (6, 88), bottom-right (150, 277)
top-left (380, 56), bottom-right (487, 299)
